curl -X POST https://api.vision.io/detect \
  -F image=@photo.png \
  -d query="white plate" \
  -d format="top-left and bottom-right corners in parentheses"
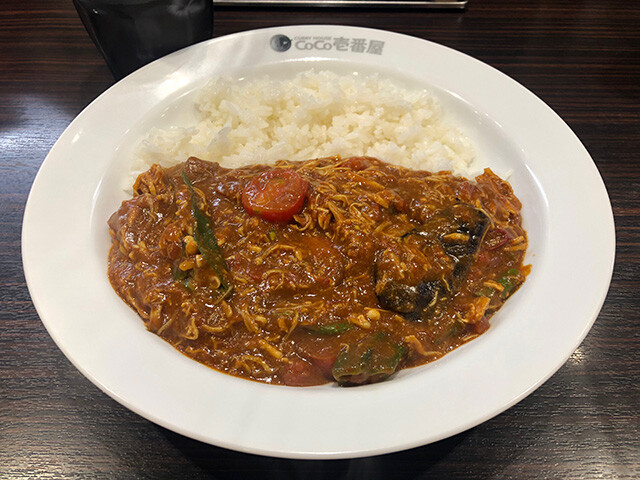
top-left (22, 25), bottom-right (615, 459)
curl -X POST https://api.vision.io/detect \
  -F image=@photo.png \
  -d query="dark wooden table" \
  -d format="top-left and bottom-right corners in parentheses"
top-left (1, 0), bottom-right (638, 478)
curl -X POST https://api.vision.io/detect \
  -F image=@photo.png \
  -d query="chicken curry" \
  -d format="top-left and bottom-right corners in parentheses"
top-left (108, 156), bottom-right (529, 386)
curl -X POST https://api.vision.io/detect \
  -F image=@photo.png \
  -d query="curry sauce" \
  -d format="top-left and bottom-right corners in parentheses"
top-left (108, 156), bottom-right (529, 386)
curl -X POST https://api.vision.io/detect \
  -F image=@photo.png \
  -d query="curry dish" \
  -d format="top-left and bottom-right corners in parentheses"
top-left (108, 156), bottom-right (529, 386)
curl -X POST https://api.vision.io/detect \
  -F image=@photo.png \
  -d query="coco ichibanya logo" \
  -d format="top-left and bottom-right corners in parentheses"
top-left (270, 34), bottom-right (385, 55)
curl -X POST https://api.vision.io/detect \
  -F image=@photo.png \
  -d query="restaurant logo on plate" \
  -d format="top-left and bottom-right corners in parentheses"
top-left (270, 34), bottom-right (385, 55)
top-left (270, 34), bottom-right (292, 52)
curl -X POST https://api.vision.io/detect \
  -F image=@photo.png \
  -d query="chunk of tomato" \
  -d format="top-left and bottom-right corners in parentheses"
top-left (241, 168), bottom-right (309, 223)
top-left (340, 156), bottom-right (371, 171)
top-left (281, 359), bottom-right (325, 387)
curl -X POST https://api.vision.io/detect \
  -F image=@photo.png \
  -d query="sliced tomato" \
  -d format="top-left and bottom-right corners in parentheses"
top-left (484, 228), bottom-right (510, 250)
top-left (281, 359), bottom-right (325, 386)
top-left (306, 350), bottom-right (339, 380)
top-left (472, 316), bottom-right (491, 335)
top-left (340, 156), bottom-right (371, 171)
top-left (241, 168), bottom-right (309, 223)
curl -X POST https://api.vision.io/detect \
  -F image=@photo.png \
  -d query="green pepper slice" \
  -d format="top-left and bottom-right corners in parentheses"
top-left (304, 323), bottom-right (353, 336)
top-left (497, 268), bottom-right (521, 298)
top-left (332, 332), bottom-right (407, 386)
top-left (182, 172), bottom-right (233, 298)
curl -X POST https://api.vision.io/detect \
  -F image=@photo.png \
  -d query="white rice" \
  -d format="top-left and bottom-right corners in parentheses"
top-left (133, 70), bottom-right (475, 178)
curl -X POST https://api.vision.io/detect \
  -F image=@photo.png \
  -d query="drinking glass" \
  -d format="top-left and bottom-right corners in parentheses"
top-left (73, 0), bottom-right (213, 79)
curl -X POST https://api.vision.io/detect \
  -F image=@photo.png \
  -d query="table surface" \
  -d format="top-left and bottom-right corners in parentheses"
top-left (1, 0), bottom-right (638, 478)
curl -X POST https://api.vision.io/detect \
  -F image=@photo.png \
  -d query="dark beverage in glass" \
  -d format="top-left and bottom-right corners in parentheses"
top-left (73, 0), bottom-right (213, 80)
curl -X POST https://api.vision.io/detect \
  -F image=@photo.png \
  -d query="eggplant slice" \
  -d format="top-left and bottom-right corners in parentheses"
top-left (375, 203), bottom-right (490, 321)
